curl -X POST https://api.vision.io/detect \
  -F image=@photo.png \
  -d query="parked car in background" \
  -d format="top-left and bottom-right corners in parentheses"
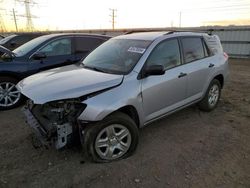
top-left (0, 35), bottom-right (4, 40)
top-left (0, 33), bottom-right (111, 110)
top-left (0, 33), bottom-right (44, 53)
top-left (18, 31), bottom-right (229, 162)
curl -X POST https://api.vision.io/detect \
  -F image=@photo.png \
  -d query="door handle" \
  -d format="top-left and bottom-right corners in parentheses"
top-left (209, 63), bottom-right (215, 68)
top-left (178, 72), bottom-right (187, 78)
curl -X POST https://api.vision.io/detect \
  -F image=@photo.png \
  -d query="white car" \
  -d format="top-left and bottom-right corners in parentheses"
top-left (18, 31), bottom-right (229, 162)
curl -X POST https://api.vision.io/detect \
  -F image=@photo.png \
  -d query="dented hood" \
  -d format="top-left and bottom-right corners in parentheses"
top-left (17, 64), bottom-right (123, 104)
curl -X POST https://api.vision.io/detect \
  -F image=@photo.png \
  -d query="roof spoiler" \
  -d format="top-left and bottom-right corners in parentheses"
top-left (166, 29), bottom-right (213, 36)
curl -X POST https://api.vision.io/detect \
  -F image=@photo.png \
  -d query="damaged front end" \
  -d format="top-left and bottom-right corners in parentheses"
top-left (23, 99), bottom-right (86, 149)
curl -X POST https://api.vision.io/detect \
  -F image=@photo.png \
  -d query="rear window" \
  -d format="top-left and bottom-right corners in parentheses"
top-left (181, 37), bottom-right (205, 63)
top-left (74, 37), bottom-right (105, 54)
top-left (13, 35), bottom-right (50, 57)
top-left (0, 35), bottom-right (17, 45)
top-left (12, 35), bottom-right (38, 45)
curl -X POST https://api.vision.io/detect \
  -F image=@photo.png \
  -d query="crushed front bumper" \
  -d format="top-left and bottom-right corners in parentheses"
top-left (22, 107), bottom-right (49, 147)
top-left (22, 106), bottom-right (73, 149)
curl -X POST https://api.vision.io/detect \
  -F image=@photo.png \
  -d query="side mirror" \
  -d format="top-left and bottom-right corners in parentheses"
top-left (144, 65), bottom-right (165, 77)
top-left (32, 52), bottom-right (47, 60)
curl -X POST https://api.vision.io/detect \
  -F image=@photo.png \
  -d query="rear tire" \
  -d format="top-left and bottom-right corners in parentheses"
top-left (82, 112), bottom-right (139, 163)
top-left (198, 79), bottom-right (221, 112)
top-left (0, 77), bottom-right (24, 110)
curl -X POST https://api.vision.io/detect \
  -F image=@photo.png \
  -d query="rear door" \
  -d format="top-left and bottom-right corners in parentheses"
top-left (73, 37), bottom-right (106, 62)
top-left (28, 37), bottom-right (75, 73)
top-left (180, 37), bottom-right (213, 101)
top-left (141, 38), bottom-right (188, 122)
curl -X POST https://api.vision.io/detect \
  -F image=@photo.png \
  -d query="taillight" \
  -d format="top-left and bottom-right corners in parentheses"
top-left (223, 52), bottom-right (228, 59)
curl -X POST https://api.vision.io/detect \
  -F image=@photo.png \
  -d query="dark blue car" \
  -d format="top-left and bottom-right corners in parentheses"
top-left (0, 33), bottom-right (44, 53)
top-left (0, 33), bottom-right (110, 110)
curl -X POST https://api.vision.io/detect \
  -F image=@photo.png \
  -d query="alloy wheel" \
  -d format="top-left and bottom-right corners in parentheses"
top-left (0, 82), bottom-right (21, 107)
top-left (95, 124), bottom-right (132, 160)
top-left (208, 84), bottom-right (219, 107)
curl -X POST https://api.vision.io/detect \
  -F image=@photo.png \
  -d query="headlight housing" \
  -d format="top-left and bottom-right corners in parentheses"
top-left (47, 99), bottom-right (87, 118)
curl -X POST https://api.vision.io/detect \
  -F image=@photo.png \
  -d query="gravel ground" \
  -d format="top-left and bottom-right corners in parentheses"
top-left (0, 58), bottom-right (250, 188)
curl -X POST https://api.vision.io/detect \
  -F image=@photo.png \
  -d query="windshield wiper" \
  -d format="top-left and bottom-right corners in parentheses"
top-left (82, 65), bottom-right (106, 73)
top-left (82, 63), bottom-right (125, 75)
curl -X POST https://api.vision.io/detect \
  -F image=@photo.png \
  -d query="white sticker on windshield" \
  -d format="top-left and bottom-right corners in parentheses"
top-left (128, 47), bottom-right (146, 54)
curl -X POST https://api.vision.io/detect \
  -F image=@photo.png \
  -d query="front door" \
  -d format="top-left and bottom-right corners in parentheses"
top-left (28, 37), bottom-right (75, 74)
top-left (141, 38), bottom-right (187, 122)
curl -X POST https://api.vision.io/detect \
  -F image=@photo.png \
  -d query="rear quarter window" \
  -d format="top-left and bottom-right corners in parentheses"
top-left (203, 35), bottom-right (223, 55)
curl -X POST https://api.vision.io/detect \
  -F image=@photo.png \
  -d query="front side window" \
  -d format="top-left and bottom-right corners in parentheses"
top-left (82, 39), bottom-right (151, 74)
top-left (146, 39), bottom-right (181, 70)
top-left (39, 38), bottom-right (72, 56)
top-left (182, 37), bottom-right (205, 63)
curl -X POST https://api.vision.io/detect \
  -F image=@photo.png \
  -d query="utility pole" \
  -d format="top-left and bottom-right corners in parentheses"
top-left (179, 11), bottom-right (182, 28)
top-left (0, 8), bottom-right (6, 32)
top-left (12, 9), bottom-right (18, 32)
top-left (16, 0), bottom-right (38, 32)
top-left (109, 8), bottom-right (117, 30)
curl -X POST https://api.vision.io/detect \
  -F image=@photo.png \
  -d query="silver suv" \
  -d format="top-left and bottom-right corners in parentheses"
top-left (18, 31), bottom-right (229, 162)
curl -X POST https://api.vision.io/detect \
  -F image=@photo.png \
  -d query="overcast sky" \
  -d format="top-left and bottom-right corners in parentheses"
top-left (1, 0), bottom-right (250, 31)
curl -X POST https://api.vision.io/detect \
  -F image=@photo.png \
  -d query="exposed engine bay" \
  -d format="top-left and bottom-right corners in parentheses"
top-left (23, 99), bottom-right (86, 149)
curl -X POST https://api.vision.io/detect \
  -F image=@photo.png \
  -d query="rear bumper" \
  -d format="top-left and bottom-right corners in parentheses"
top-left (22, 107), bottom-right (49, 146)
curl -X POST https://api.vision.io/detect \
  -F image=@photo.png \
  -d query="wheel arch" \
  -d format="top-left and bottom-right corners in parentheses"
top-left (0, 72), bottom-right (23, 81)
top-left (213, 74), bottom-right (224, 88)
top-left (108, 105), bottom-right (140, 128)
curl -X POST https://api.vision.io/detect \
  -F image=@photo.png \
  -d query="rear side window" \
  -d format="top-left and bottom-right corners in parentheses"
top-left (181, 37), bottom-right (205, 63)
top-left (74, 37), bottom-right (104, 54)
top-left (146, 39), bottom-right (181, 70)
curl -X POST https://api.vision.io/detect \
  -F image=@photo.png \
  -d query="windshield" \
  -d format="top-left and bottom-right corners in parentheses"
top-left (0, 35), bottom-right (17, 45)
top-left (82, 39), bottom-right (151, 75)
top-left (13, 35), bottom-right (50, 57)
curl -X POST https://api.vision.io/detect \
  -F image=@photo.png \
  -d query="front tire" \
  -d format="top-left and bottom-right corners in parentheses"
top-left (198, 79), bottom-right (221, 112)
top-left (82, 112), bottom-right (139, 163)
top-left (0, 77), bottom-right (24, 110)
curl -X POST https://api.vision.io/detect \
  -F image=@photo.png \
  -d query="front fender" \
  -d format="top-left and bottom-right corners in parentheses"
top-left (78, 74), bottom-right (145, 127)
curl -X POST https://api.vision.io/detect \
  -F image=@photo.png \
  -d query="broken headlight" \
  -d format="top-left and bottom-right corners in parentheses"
top-left (46, 100), bottom-right (86, 124)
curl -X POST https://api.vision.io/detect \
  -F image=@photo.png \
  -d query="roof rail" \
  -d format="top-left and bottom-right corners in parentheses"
top-left (125, 29), bottom-right (172, 35)
top-left (124, 29), bottom-right (213, 36)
